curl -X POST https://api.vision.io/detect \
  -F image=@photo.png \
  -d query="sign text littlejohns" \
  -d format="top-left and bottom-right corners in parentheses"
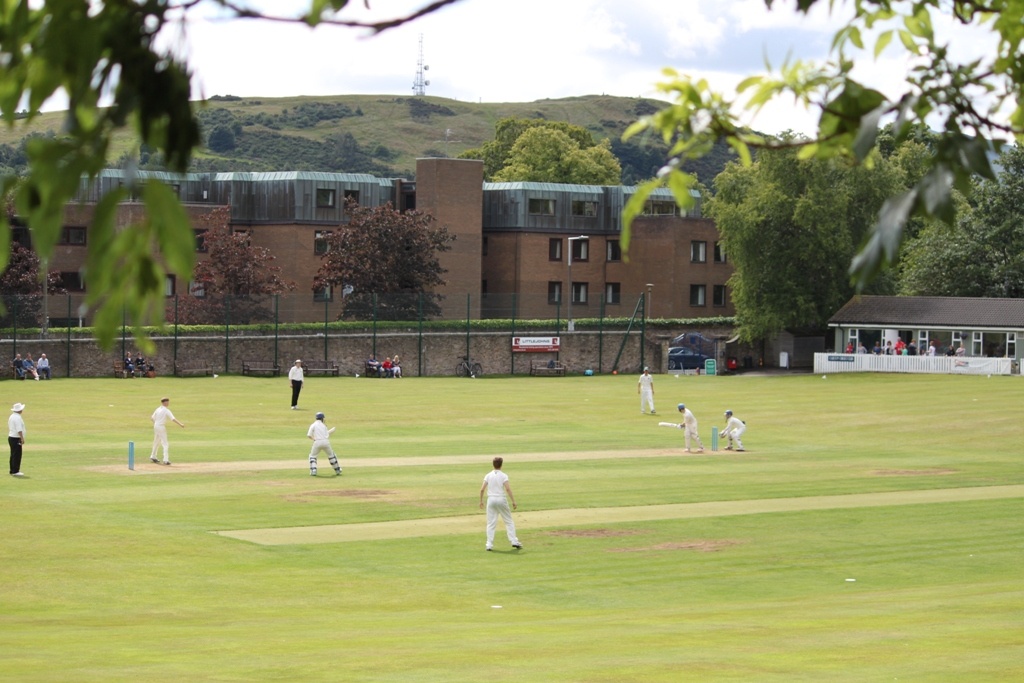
top-left (512, 336), bottom-right (561, 352)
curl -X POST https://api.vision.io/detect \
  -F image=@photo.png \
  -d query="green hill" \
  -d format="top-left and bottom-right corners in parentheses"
top-left (0, 94), bottom-right (736, 187)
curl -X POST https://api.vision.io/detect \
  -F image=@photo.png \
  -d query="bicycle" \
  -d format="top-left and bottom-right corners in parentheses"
top-left (455, 356), bottom-right (483, 377)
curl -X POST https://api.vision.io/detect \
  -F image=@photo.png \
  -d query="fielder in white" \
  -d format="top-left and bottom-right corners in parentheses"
top-left (307, 412), bottom-right (342, 476)
top-left (479, 456), bottom-right (522, 551)
top-left (637, 367), bottom-right (656, 414)
top-left (677, 403), bottom-right (704, 453)
top-left (719, 410), bottom-right (746, 451)
top-left (150, 397), bottom-right (185, 465)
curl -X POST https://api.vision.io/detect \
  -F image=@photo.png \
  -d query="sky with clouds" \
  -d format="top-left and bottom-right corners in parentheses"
top-left (158, 0), bottom-right (997, 137)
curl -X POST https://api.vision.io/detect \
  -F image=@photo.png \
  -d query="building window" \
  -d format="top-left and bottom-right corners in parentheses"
top-left (549, 238), bottom-right (563, 261)
top-left (572, 282), bottom-right (588, 304)
top-left (316, 188), bottom-right (336, 208)
top-left (548, 281), bottom-right (562, 304)
top-left (189, 281), bottom-right (206, 299)
top-left (646, 200), bottom-right (677, 215)
top-left (571, 200), bottom-right (597, 217)
top-left (165, 275), bottom-right (176, 297)
top-left (482, 236), bottom-right (488, 257)
top-left (571, 238), bottom-right (589, 262)
top-left (194, 229), bottom-right (208, 253)
top-left (59, 272), bottom-right (85, 292)
top-left (314, 230), bottom-right (332, 255)
top-left (606, 240), bottom-right (621, 262)
top-left (529, 198), bottom-right (556, 215)
top-left (60, 227), bottom-right (86, 245)
top-left (713, 284), bottom-right (727, 307)
top-left (691, 241), bottom-right (707, 263)
top-left (690, 284), bottom-right (706, 307)
top-left (605, 282), bottom-right (620, 305)
top-left (343, 190), bottom-right (360, 205)
top-left (714, 241), bottom-right (726, 263)
top-left (313, 286), bottom-right (333, 302)
top-left (481, 279), bottom-right (488, 295)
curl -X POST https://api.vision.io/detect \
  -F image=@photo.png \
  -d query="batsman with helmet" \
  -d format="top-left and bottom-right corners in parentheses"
top-left (307, 412), bottom-right (342, 476)
top-left (677, 403), bottom-right (704, 453)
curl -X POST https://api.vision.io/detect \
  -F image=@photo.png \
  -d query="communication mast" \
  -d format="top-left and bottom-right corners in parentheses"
top-left (412, 34), bottom-right (430, 96)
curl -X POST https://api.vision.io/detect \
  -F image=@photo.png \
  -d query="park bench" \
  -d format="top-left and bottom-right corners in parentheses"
top-left (302, 359), bottom-right (340, 376)
top-left (242, 360), bottom-right (281, 376)
top-left (113, 360), bottom-right (126, 378)
top-left (174, 360), bottom-right (214, 376)
top-left (530, 360), bottom-right (566, 376)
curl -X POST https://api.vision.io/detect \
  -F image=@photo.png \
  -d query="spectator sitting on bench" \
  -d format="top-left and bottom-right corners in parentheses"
top-left (382, 356), bottom-right (394, 378)
top-left (12, 354), bottom-right (25, 380)
top-left (392, 354), bottom-right (402, 378)
top-left (135, 353), bottom-right (154, 377)
top-left (23, 353), bottom-right (40, 381)
top-left (547, 359), bottom-right (556, 369)
top-left (36, 353), bottom-right (51, 380)
top-left (366, 357), bottom-right (381, 377)
top-left (124, 355), bottom-right (135, 378)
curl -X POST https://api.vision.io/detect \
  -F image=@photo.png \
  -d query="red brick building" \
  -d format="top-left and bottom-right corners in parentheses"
top-left (18, 159), bottom-right (733, 325)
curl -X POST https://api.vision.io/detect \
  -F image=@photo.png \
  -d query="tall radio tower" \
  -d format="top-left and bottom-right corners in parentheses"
top-left (412, 34), bottom-right (430, 96)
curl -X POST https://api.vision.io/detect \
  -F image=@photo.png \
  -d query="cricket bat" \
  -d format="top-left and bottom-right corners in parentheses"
top-left (658, 422), bottom-right (681, 428)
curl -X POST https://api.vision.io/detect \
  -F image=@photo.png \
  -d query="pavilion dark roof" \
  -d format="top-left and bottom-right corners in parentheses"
top-left (829, 296), bottom-right (1024, 328)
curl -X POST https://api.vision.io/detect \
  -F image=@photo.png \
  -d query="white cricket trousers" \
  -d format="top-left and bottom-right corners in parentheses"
top-left (724, 425), bottom-right (745, 450)
top-left (485, 496), bottom-right (519, 549)
top-left (309, 440), bottom-right (341, 475)
top-left (640, 389), bottom-right (655, 413)
top-left (684, 425), bottom-right (704, 451)
top-left (151, 426), bottom-right (170, 461)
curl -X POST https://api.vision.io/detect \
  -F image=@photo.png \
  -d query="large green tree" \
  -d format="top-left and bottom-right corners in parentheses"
top-left (313, 201), bottom-right (454, 320)
top-left (709, 142), bottom-right (900, 340)
top-left (461, 117), bottom-right (620, 183)
top-left (491, 127), bottom-right (621, 185)
top-left (901, 145), bottom-right (1024, 297)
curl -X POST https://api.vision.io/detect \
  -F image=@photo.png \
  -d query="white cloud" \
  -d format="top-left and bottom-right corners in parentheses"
top-left (93, 0), bottom-right (1004, 139)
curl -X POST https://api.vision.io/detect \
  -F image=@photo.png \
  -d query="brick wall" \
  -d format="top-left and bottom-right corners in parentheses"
top-left (1, 325), bottom-right (737, 379)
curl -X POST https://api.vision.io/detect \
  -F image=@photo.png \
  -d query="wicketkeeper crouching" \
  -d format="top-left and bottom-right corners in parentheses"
top-left (719, 410), bottom-right (746, 452)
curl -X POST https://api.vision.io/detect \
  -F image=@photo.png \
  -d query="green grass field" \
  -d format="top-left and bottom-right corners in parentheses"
top-left (2, 372), bottom-right (1022, 681)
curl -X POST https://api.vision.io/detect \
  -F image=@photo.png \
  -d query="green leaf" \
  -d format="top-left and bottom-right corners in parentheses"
top-left (144, 181), bottom-right (196, 277)
top-left (874, 30), bottom-right (894, 58)
top-left (850, 189), bottom-right (917, 289)
top-left (621, 180), bottom-right (660, 256)
top-left (852, 103), bottom-right (886, 161)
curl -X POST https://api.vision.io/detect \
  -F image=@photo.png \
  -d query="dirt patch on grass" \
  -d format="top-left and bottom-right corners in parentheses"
top-left (873, 468), bottom-right (958, 476)
top-left (541, 528), bottom-right (643, 538)
top-left (610, 540), bottom-right (739, 553)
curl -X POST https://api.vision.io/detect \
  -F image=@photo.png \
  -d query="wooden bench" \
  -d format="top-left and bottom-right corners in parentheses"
top-left (363, 360), bottom-right (382, 377)
top-left (174, 360), bottom-right (214, 376)
top-left (531, 360), bottom-right (566, 376)
top-left (113, 360), bottom-right (126, 378)
top-left (302, 359), bottom-right (340, 376)
top-left (242, 360), bottom-right (280, 376)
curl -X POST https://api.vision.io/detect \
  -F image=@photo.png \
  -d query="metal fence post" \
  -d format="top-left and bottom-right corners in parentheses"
top-left (66, 294), bottom-right (71, 378)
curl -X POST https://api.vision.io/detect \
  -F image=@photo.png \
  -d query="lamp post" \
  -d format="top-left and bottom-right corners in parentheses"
top-left (567, 235), bottom-right (589, 332)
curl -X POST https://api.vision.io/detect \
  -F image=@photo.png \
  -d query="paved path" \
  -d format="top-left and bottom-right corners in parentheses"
top-left (213, 484), bottom-right (1024, 546)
